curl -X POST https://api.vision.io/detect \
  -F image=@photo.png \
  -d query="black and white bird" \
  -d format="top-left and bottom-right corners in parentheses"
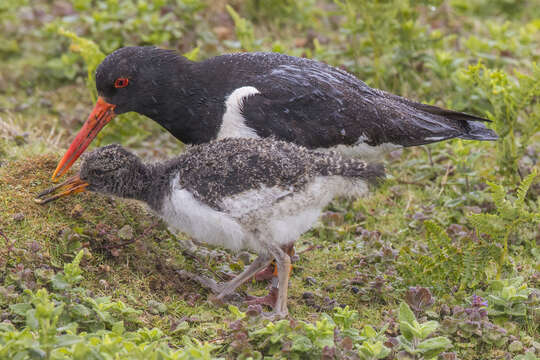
top-left (38, 138), bottom-right (385, 318)
top-left (48, 46), bottom-right (497, 308)
top-left (52, 46), bottom-right (497, 180)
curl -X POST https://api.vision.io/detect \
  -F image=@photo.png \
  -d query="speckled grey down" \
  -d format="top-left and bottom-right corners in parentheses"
top-left (79, 138), bottom-right (385, 211)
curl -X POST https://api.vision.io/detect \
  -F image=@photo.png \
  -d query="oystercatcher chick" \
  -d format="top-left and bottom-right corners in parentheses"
top-left (38, 138), bottom-right (385, 318)
top-left (51, 46), bottom-right (497, 181)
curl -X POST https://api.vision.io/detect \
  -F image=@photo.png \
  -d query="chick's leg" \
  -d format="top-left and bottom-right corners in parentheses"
top-left (215, 254), bottom-right (272, 300)
top-left (254, 244), bottom-right (295, 281)
top-left (246, 244), bottom-right (294, 308)
top-left (263, 244), bottom-right (291, 318)
top-left (178, 254), bottom-right (272, 299)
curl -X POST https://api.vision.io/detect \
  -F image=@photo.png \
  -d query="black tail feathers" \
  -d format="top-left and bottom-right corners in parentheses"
top-left (458, 120), bottom-right (499, 141)
top-left (386, 91), bottom-right (499, 144)
top-left (415, 103), bottom-right (499, 142)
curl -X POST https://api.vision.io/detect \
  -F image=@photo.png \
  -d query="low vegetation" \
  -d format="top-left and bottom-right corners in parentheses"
top-left (1, 0), bottom-right (538, 359)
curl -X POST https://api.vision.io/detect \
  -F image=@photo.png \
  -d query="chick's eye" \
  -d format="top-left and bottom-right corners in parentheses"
top-left (93, 169), bottom-right (104, 176)
top-left (114, 78), bottom-right (129, 88)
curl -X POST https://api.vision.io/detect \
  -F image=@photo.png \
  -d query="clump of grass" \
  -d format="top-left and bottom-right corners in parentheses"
top-left (0, 149), bottom-right (199, 323)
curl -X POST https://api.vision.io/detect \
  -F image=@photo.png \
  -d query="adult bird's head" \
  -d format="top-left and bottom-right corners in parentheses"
top-left (38, 144), bottom-right (147, 203)
top-left (51, 46), bottom-right (187, 181)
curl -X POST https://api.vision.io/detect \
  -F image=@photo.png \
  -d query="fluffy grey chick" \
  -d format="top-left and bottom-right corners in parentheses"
top-left (37, 137), bottom-right (385, 318)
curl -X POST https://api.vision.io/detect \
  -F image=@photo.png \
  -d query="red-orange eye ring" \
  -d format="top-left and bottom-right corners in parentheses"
top-left (114, 78), bottom-right (129, 88)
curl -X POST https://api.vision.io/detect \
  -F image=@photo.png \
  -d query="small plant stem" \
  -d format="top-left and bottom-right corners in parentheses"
top-left (423, 146), bottom-right (434, 167)
top-left (298, 244), bottom-right (318, 254)
top-left (497, 228), bottom-right (511, 280)
top-left (510, 128), bottom-right (519, 182)
top-left (438, 164), bottom-right (452, 196)
top-left (496, 219), bottom-right (523, 279)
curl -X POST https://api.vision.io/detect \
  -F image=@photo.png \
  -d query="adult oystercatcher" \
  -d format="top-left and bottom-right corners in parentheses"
top-left (51, 46), bottom-right (497, 181)
top-left (38, 138), bottom-right (385, 318)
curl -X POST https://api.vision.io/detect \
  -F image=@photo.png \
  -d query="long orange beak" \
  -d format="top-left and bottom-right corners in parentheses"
top-left (34, 175), bottom-right (89, 204)
top-left (51, 97), bottom-right (116, 181)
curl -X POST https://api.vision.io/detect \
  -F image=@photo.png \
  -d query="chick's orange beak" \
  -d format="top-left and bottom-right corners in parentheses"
top-left (51, 97), bottom-right (116, 181)
top-left (34, 175), bottom-right (89, 205)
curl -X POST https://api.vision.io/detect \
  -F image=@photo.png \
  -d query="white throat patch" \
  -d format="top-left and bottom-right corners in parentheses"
top-left (217, 86), bottom-right (261, 140)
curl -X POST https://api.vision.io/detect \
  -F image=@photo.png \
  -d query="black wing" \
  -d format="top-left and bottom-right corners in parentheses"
top-left (241, 64), bottom-right (497, 149)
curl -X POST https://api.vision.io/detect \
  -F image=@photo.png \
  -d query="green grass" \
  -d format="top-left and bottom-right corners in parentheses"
top-left (1, 0), bottom-right (539, 359)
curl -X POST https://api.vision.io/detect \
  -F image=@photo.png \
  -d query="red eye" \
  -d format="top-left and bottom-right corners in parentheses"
top-left (114, 78), bottom-right (129, 88)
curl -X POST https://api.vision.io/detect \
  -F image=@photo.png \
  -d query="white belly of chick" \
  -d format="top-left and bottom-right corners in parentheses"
top-left (159, 176), bottom-right (369, 254)
top-left (159, 182), bottom-right (248, 252)
top-left (222, 176), bottom-right (369, 250)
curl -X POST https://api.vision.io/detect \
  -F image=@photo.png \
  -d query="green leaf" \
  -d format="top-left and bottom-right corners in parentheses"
top-left (488, 294), bottom-right (507, 306)
top-left (364, 341), bottom-right (391, 358)
top-left (514, 351), bottom-right (539, 360)
top-left (333, 305), bottom-right (359, 329)
top-left (396, 350), bottom-right (416, 360)
top-left (397, 336), bottom-right (415, 354)
top-left (112, 321), bottom-right (125, 335)
top-left (27, 347), bottom-right (46, 359)
top-left (51, 273), bottom-right (70, 290)
top-left (270, 331), bottom-right (285, 344)
top-left (363, 325), bottom-right (377, 338)
top-left (419, 321), bottom-right (440, 339)
top-left (0, 322), bottom-right (15, 332)
top-left (25, 309), bottom-right (38, 330)
top-left (417, 336), bottom-right (452, 358)
top-left (55, 334), bottom-right (83, 347)
top-left (227, 305), bottom-right (246, 320)
top-left (183, 47), bottom-right (200, 61)
top-left (171, 321), bottom-right (189, 334)
top-left (507, 303), bottom-right (527, 317)
top-left (58, 29), bottom-right (105, 101)
top-left (516, 169), bottom-right (538, 207)
top-left (501, 286), bottom-right (517, 300)
top-left (9, 303), bottom-right (32, 316)
top-left (225, 4), bottom-right (257, 51)
top-left (291, 336), bottom-right (312, 352)
top-left (71, 304), bottom-right (91, 319)
top-left (400, 321), bottom-right (420, 342)
top-left (417, 336), bottom-right (451, 351)
top-left (399, 302), bottom-right (416, 325)
top-left (57, 322), bottom-right (78, 334)
top-left (377, 346), bottom-right (391, 359)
